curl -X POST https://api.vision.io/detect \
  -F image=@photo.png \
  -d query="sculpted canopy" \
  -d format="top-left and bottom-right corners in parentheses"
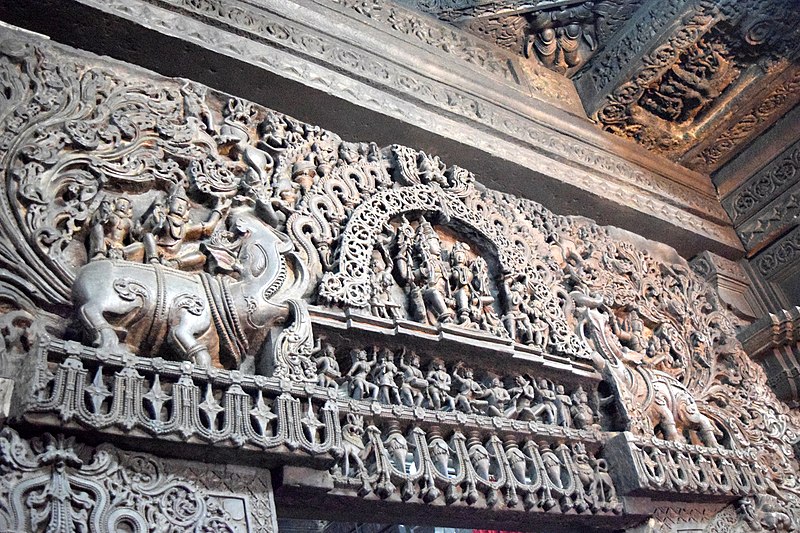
top-left (0, 27), bottom-right (798, 532)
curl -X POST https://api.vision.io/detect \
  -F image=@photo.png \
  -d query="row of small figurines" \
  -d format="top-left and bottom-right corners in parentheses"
top-left (313, 343), bottom-right (599, 429)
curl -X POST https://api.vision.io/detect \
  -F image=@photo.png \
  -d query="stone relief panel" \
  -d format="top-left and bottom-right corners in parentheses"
top-left (72, 0), bottom-right (745, 253)
top-left (0, 426), bottom-right (278, 532)
top-left (0, 25), bottom-right (800, 530)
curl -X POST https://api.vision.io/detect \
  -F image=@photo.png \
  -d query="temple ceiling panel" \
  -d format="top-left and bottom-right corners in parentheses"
top-left (415, 0), bottom-right (800, 178)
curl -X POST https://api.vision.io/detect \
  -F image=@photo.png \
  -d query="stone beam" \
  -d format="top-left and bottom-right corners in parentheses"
top-left (397, 0), bottom-right (589, 22)
top-left (739, 307), bottom-right (800, 407)
top-left (0, 0), bottom-right (742, 258)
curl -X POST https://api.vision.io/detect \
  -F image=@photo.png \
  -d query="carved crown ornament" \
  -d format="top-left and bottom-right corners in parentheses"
top-left (0, 26), bottom-right (800, 530)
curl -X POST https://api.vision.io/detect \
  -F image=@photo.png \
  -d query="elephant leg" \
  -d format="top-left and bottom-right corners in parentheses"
top-left (686, 411), bottom-right (720, 448)
top-left (169, 310), bottom-right (211, 367)
top-left (653, 403), bottom-right (682, 442)
top-left (79, 302), bottom-right (121, 351)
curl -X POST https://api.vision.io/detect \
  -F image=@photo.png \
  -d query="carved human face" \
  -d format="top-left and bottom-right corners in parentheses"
top-left (114, 197), bottom-right (132, 216)
top-left (169, 196), bottom-right (189, 217)
top-left (98, 199), bottom-right (112, 217)
top-left (280, 187), bottom-right (297, 204)
top-left (427, 236), bottom-right (441, 256)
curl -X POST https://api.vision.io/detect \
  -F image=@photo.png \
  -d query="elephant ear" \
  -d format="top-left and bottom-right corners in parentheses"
top-left (248, 243), bottom-right (268, 279)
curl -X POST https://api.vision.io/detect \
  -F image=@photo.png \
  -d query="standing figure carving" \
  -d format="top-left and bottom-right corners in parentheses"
top-left (470, 256), bottom-right (505, 336)
top-left (426, 358), bottom-right (455, 411)
top-left (372, 348), bottom-right (401, 404)
top-left (450, 242), bottom-right (474, 326)
top-left (398, 349), bottom-right (428, 407)
top-left (314, 343), bottom-right (341, 390)
top-left (89, 196), bottom-right (137, 261)
top-left (412, 219), bottom-right (454, 325)
top-left (570, 386), bottom-right (597, 430)
top-left (502, 279), bottom-right (535, 345)
top-left (346, 349), bottom-right (379, 401)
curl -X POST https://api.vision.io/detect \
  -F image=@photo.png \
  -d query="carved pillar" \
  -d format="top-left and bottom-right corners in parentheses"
top-left (690, 251), bottom-right (764, 323)
top-left (739, 306), bottom-right (800, 407)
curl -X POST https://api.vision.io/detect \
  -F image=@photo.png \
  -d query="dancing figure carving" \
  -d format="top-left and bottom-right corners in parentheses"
top-left (73, 209), bottom-right (309, 372)
top-left (579, 305), bottom-right (721, 448)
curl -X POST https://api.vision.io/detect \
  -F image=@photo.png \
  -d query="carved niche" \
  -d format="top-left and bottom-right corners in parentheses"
top-left (0, 25), bottom-right (800, 531)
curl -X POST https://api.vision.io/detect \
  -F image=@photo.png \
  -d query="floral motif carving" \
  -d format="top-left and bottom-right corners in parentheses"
top-left (723, 141), bottom-right (800, 226)
top-left (753, 225), bottom-right (800, 279)
top-left (0, 427), bottom-right (278, 533)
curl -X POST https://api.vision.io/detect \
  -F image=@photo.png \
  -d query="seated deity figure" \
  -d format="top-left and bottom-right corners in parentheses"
top-left (139, 184), bottom-right (225, 269)
top-left (612, 309), bottom-right (646, 353)
top-left (89, 196), bottom-right (138, 260)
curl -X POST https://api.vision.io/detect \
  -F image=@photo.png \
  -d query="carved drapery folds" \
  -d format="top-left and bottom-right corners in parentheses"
top-left (1, 26), bottom-right (800, 530)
